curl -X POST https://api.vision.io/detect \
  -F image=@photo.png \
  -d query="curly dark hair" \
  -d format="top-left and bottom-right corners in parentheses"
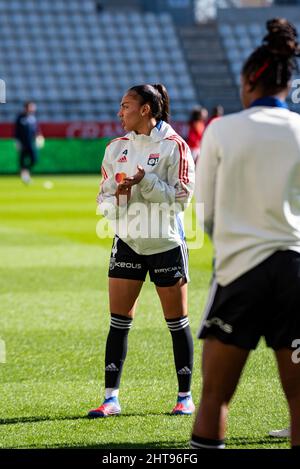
top-left (242, 18), bottom-right (300, 94)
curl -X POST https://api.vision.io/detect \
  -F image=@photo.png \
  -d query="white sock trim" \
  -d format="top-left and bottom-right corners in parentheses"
top-left (105, 388), bottom-right (119, 399)
top-left (110, 316), bottom-right (133, 330)
top-left (166, 317), bottom-right (189, 331)
top-left (178, 391), bottom-right (191, 398)
top-left (190, 440), bottom-right (225, 449)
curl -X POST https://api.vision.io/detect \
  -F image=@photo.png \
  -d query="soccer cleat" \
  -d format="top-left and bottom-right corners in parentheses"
top-left (21, 169), bottom-right (31, 185)
top-left (88, 397), bottom-right (121, 418)
top-left (269, 427), bottom-right (290, 438)
top-left (171, 395), bottom-right (195, 415)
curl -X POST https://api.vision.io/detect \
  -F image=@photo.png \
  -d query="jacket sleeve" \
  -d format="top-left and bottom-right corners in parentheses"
top-left (96, 147), bottom-right (127, 220)
top-left (194, 123), bottom-right (220, 237)
top-left (139, 139), bottom-right (195, 207)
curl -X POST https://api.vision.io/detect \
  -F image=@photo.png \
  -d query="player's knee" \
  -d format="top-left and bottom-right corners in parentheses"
top-left (201, 381), bottom-right (234, 405)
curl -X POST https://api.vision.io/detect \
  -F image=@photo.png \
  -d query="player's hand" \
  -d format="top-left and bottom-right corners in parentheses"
top-left (175, 181), bottom-right (190, 200)
top-left (122, 165), bottom-right (145, 188)
top-left (36, 134), bottom-right (45, 149)
top-left (115, 184), bottom-right (132, 206)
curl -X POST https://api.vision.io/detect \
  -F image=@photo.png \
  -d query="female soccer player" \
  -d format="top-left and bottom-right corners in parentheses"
top-left (192, 18), bottom-right (300, 449)
top-left (89, 84), bottom-right (195, 417)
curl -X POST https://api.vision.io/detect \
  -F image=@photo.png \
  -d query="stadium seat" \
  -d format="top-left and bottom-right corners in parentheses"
top-left (0, 3), bottom-right (196, 122)
top-left (220, 21), bottom-right (268, 90)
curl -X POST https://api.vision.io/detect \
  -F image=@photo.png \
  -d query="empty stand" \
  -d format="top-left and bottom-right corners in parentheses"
top-left (219, 21), bottom-right (264, 86)
top-left (0, 0), bottom-right (197, 122)
top-left (179, 22), bottom-right (240, 114)
top-left (218, 11), bottom-right (300, 111)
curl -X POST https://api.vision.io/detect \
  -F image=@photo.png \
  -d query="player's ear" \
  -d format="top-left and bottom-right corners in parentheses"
top-left (245, 75), bottom-right (255, 92)
top-left (141, 103), bottom-right (151, 117)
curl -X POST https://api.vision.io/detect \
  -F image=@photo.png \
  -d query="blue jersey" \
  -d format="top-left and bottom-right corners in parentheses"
top-left (15, 113), bottom-right (38, 150)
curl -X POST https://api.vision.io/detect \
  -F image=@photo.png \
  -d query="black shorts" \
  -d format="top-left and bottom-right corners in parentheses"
top-left (198, 250), bottom-right (300, 351)
top-left (108, 236), bottom-right (189, 287)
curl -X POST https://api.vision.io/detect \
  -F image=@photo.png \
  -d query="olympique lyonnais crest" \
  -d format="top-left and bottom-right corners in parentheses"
top-left (147, 153), bottom-right (160, 167)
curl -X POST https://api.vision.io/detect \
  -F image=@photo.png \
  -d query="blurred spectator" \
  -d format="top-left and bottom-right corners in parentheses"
top-left (187, 106), bottom-right (208, 163)
top-left (206, 105), bottom-right (224, 127)
top-left (15, 101), bottom-right (43, 184)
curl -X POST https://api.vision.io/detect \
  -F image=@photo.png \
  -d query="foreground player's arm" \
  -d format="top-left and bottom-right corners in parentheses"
top-left (97, 148), bottom-right (127, 220)
top-left (138, 142), bottom-right (195, 206)
top-left (194, 123), bottom-right (219, 237)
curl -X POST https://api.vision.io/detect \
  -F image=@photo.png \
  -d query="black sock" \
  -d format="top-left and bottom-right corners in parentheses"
top-left (190, 434), bottom-right (225, 449)
top-left (166, 316), bottom-right (194, 393)
top-left (105, 314), bottom-right (133, 389)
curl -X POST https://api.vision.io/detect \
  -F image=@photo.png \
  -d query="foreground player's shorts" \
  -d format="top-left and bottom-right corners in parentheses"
top-left (198, 250), bottom-right (300, 350)
top-left (108, 236), bottom-right (189, 287)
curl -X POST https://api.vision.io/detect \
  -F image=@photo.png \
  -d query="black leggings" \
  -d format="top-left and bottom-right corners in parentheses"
top-left (20, 147), bottom-right (37, 170)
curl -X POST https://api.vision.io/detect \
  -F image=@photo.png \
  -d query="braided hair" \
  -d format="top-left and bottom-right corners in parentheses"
top-left (242, 18), bottom-right (300, 94)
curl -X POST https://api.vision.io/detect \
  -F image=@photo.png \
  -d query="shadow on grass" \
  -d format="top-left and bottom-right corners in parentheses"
top-left (226, 436), bottom-right (289, 447)
top-left (0, 411), bottom-right (187, 426)
top-left (7, 441), bottom-right (188, 449)
top-left (3, 439), bottom-right (289, 450)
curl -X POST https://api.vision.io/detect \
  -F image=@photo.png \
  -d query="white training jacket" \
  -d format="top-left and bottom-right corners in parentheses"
top-left (195, 105), bottom-right (300, 286)
top-left (98, 121), bottom-right (195, 255)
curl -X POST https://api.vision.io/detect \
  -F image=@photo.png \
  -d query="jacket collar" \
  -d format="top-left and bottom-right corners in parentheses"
top-left (126, 121), bottom-right (176, 143)
top-left (249, 96), bottom-right (288, 109)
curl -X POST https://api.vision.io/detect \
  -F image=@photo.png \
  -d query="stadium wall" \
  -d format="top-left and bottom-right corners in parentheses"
top-left (0, 138), bottom-right (109, 174)
top-left (0, 121), bottom-right (189, 174)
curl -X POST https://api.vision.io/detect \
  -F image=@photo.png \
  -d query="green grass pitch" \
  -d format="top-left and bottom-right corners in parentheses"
top-left (0, 175), bottom-right (290, 449)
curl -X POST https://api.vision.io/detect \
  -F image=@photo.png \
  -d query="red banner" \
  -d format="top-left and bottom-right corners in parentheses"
top-left (0, 121), bottom-right (188, 139)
